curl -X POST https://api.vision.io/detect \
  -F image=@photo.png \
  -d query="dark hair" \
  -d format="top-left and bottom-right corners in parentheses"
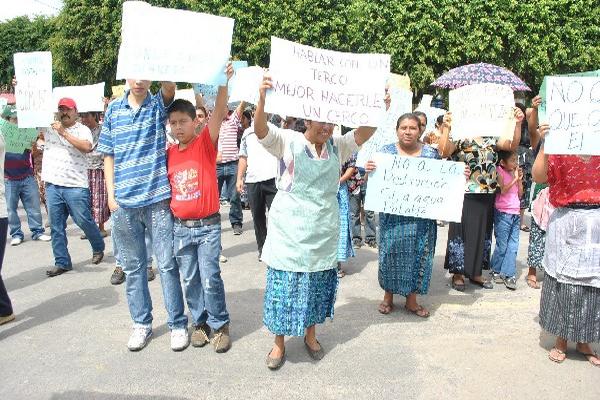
top-left (413, 110), bottom-right (427, 128)
top-left (167, 99), bottom-right (196, 120)
top-left (242, 109), bottom-right (252, 122)
top-left (435, 114), bottom-right (444, 126)
top-left (293, 118), bottom-right (306, 132)
top-left (396, 113), bottom-right (421, 130)
top-left (497, 149), bottom-right (516, 164)
top-left (515, 102), bottom-right (526, 115)
top-left (195, 105), bottom-right (208, 117)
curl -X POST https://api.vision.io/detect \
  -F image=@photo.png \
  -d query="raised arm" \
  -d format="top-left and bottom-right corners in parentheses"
top-left (497, 107), bottom-right (524, 151)
top-left (207, 62), bottom-right (235, 145)
top-left (528, 95), bottom-right (542, 149)
top-left (437, 112), bottom-right (456, 158)
top-left (532, 124), bottom-right (549, 184)
top-left (160, 81), bottom-right (176, 106)
top-left (254, 73), bottom-right (272, 140)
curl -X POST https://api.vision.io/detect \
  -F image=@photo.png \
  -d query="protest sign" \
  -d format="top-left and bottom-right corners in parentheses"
top-left (13, 51), bottom-right (53, 128)
top-left (356, 87), bottom-right (412, 167)
top-left (175, 88), bottom-right (196, 104)
top-left (449, 83), bottom-right (515, 139)
top-left (388, 73), bottom-right (411, 91)
top-left (116, 1), bottom-right (234, 84)
top-left (545, 76), bottom-right (600, 155)
top-left (229, 66), bottom-right (264, 105)
top-left (52, 82), bottom-right (105, 112)
top-left (415, 94), bottom-right (446, 134)
top-left (538, 70), bottom-right (600, 122)
top-left (265, 37), bottom-right (389, 127)
top-left (0, 118), bottom-right (39, 153)
top-left (365, 153), bottom-right (465, 222)
top-left (192, 61), bottom-right (249, 108)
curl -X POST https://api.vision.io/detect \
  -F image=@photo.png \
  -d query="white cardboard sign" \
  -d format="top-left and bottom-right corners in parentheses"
top-left (365, 153), bottom-right (465, 222)
top-left (52, 82), bottom-right (105, 112)
top-left (265, 37), bottom-right (389, 127)
top-left (13, 51), bottom-right (54, 128)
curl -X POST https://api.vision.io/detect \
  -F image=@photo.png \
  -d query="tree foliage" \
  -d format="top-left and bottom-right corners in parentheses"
top-left (0, 0), bottom-right (598, 96)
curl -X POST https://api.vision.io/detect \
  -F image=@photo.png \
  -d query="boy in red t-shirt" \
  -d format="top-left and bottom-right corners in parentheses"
top-left (166, 63), bottom-right (233, 353)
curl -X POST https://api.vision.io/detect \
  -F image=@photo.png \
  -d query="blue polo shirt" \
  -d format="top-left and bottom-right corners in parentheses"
top-left (97, 90), bottom-right (172, 208)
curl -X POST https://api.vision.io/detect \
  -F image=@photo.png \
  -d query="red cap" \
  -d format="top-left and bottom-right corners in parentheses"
top-left (58, 98), bottom-right (77, 110)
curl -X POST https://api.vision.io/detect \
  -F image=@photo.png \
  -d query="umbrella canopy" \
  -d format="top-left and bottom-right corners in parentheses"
top-left (432, 62), bottom-right (530, 91)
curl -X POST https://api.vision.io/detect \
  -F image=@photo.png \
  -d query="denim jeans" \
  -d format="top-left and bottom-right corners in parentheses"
top-left (491, 209), bottom-right (520, 278)
top-left (5, 176), bottom-right (45, 239)
top-left (349, 184), bottom-right (376, 241)
top-left (46, 183), bottom-right (105, 269)
top-left (174, 222), bottom-right (229, 330)
top-left (217, 161), bottom-right (243, 227)
top-left (113, 228), bottom-right (154, 267)
top-left (111, 200), bottom-right (186, 329)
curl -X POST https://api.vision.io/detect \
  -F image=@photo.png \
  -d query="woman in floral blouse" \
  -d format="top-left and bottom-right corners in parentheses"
top-left (438, 108), bottom-right (524, 291)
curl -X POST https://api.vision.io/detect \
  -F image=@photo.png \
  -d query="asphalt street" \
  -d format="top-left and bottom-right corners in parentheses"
top-left (0, 206), bottom-right (598, 399)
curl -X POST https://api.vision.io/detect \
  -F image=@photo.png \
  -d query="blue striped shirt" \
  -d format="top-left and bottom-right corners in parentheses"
top-left (97, 90), bottom-right (172, 208)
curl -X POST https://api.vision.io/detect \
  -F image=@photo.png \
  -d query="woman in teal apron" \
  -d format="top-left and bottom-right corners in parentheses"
top-left (254, 75), bottom-right (378, 370)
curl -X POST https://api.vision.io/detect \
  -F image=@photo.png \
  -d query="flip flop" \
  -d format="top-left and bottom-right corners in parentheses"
top-left (378, 302), bottom-right (393, 314)
top-left (549, 347), bottom-right (566, 363)
top-left (521, 225), bottom-right (531, 232)
top-left (577, 349), bottom-right (600, 367)
top-left (526, 277), bottom-right (540, 289)
top-left (404, 305), bottom-right (430, 318)
top-left (451, 278), bottom-right (465, 292)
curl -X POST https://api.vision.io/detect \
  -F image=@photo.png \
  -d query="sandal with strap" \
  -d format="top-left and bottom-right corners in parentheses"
top-left (576, 346), bottom-right (600, 367)
top-left (451, 277), bottom-right (465, 292)
top-left (404, 305), bottom-right (430, 318)
top-left (526, 277), bottom-right (540, 289)
top-left (378, 301), bottom-right (393, 315)
top-left (549, 347), bottom-right (567, 363)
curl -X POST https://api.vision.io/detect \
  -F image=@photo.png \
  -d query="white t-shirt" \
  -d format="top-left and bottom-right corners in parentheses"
top-left (238, 126), bottom-right (278, 183)
top-left (42, 122), bottom-right (93, 188)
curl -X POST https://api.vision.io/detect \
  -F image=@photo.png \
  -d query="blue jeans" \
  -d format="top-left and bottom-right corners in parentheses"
top-left (349, 183), bottom-right (376, 241)
top-left (46, 183), bottom-right (105, 269)
top-left (491, 209), bottom-right (520, 278)
top-left (217, 161), bottom-right (243, 227)
top-left (5, 176), bottom-right (45, 239)
top-left (113, 228), bottom-right (154, 266)
top-left (111, 200), bottom-right (186, 329)
top-left (174, 222), bottom-right (229, 330)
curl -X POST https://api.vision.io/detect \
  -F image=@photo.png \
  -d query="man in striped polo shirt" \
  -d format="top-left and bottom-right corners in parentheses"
top-left (217, 101), bottom-right (246, 235)
top-left (98, 80), bottom-right (186, 352)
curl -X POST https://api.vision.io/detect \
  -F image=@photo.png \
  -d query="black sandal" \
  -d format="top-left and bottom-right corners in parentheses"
top-left (469, 278), bottom-right (493, 289)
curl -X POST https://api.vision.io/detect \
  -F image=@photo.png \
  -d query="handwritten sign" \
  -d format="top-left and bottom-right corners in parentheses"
top-left (52, 82), bottom-right (105, 112)
top-left (449, 83), bottom-right (515, 139)
top-left (13, 51), bottom-right (54, 128)
top-left (229, 66), bottom-right (263, 105)
top-left (116, 1), bottom-right (234, 84)
top-left (0, 118), bottom-right (39, 153)
top-left (365, 153), bottom-right (465, 222)
top-left (539, 70), bottom-right (600, 122)
top-left (388, 73), bottom-right (411, 91)
top-left (356, 88), bottom-right (412, 167)
top-left (265, 37), bottom-right (389, 127)
top-left (545, 76), bottom-right (600, 155)
top-left (191, 61), bottom-right (248, 108)
top-left (175, 88), bottom-right (196, 105)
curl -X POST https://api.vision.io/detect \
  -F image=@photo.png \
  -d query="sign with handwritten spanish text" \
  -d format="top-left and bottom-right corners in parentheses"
top-left (229, 66), bottom-right (264, 105)
top-left (365, 153), bottom-right (465, 222)
top-left (545, 76), bottom-right (600, 155)
top-left (265, 37), bottom-right (389, 127)
top-left (116, 1), bottom-right (234, 84)
top-left (13, 51), bottom-right (54, 128)
top-left (0, 118), bottom-right (39, 153)
top-left (449, 83), bottom-right (515, 140)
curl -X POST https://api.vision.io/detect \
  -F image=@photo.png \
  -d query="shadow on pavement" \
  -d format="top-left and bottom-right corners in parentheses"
top-left (0, 286), bottom-right (119, 341)
top-left (227, 288), bottom-right (265, 342)
top-left (50, 392), bottom-right (190, 400)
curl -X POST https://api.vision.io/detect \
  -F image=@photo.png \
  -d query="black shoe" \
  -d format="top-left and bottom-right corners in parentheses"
top-left (46, 267), bottom-right (68, 277)
top-left (469, 278), bottom-right (493, 289)
top-left (92, 251), bottom-right (104, 265)
top-left (147, 267), bottom-right (156, 281)
top-left (110, 266), bottom-right (125, 285)
top-left (232, 225), bottom-right (243, 235)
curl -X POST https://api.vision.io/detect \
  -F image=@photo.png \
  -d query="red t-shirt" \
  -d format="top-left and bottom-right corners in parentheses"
top-left (548, 155), bottom-right (600, 207)
top-left (167, 126), bottom-right (219, 219)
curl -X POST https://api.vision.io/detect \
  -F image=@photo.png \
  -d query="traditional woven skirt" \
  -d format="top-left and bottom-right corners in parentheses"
top-left (526, 219), bottom-right (546, 270)
top-left (379, 214), bottom-right (436, 296)
top-left (337, 182), bottom-right (354, 262)
top-left (263, 267), bottom-right (338, 337)
top-left (444, 193), bottom-right (495, 278)
top-left (88, 169), bottom-right (110, 225)
top-left (539, 274), bottom-right (600, 343)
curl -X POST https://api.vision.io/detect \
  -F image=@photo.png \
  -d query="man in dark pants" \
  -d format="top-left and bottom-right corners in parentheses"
top-left (236, 120), bottom-right (278, 260)
top-left (0, 134), bottom-right (14, 325)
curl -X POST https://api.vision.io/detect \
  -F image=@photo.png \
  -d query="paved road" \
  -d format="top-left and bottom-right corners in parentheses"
top-left (0, 207), bottom-right (598, 399)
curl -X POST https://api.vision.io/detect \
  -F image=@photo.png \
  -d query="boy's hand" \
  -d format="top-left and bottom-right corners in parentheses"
top-left (259, 73), bottom-right (273, 101)
top-left (108, 197), bottom-right (119, 212)
top-left (225, 62), bottom-right (234, 83)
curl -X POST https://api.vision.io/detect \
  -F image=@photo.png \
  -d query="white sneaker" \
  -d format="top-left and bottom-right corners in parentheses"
top-left (127, 324), bottom-right (152, 351)
top-left (34, 234), bottom-right (52, 242)
top-left (10, 237), bottom-right (22, 246)
top-left (170, 328), bottom-right (189, 351)
top-left (219, 254), bottom-right (228, 263)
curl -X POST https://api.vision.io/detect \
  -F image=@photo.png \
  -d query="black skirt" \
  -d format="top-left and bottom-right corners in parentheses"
top-left (444, 193), bottom-right (495, 278)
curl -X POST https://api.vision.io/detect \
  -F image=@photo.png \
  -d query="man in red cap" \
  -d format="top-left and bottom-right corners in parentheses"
top-left (43, 98), bottom-right (105, 277)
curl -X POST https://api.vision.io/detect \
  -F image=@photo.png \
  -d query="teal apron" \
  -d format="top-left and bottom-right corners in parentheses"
top-left (261, 138), bottom-right (340, 272)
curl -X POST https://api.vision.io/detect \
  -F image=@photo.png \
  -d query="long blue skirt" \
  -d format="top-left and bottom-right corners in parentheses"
top-left (263, 267), bottom-right (338, 337)
top-left (337, 182), bottom-right (355, 262)
top-left (378, 213), bottom-right (437, 296)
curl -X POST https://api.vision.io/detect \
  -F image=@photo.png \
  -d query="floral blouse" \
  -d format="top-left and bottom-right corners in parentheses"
top-left (452, 137), bottom-right (499, 194)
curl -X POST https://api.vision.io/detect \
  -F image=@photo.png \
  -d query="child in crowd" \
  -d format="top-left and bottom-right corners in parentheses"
top-left (491, 150), bottom-right (523, 290)
top-left (166, 63), bottom-right (233, 353)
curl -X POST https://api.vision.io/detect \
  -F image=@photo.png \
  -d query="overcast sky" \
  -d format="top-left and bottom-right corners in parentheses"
top-left (0, 0), bottom-right (63, 22)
